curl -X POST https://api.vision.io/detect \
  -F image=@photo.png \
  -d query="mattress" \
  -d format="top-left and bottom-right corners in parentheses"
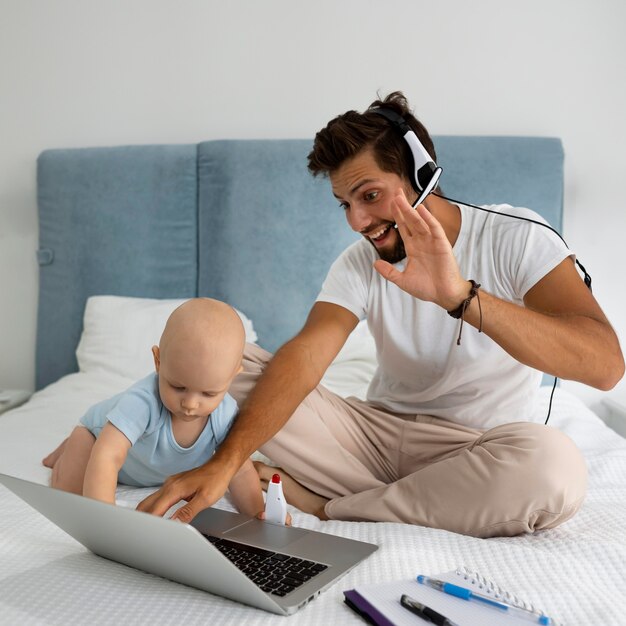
top-left (1, 371), bottom-right (625, 625)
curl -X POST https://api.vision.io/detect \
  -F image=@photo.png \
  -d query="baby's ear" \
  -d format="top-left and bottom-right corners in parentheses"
top-left (152, 346), bottom-right (160, 372)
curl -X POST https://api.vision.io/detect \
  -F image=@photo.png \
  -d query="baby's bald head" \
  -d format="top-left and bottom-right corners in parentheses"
top-left (156, 298), bottom-right (245, 388)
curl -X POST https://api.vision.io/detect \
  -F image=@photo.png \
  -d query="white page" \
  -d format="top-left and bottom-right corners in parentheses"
top-left (352, 570), bottom-right (555, 626)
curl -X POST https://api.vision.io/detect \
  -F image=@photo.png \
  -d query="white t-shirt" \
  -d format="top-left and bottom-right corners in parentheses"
top-left (316, 203), bottom-right (572, 429)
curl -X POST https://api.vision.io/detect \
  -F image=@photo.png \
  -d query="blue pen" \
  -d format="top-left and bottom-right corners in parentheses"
top-left (416, 574), bottom-right (554, 625)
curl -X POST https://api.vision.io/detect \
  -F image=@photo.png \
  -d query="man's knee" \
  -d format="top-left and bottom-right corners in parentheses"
top-left (476, 422), bottom-right (587, 536)
top-left (526, 424), bottom-right (587, 521)
top-left (511, 423), bottom-right (586, 498)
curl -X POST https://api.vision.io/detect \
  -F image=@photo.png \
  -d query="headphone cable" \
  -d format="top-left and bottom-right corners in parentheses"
top-left (431, 191), bottom-right (590, 425)
top-left (433, 192), bottom-right (592, 290)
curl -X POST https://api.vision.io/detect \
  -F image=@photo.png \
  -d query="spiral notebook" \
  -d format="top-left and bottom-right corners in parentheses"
top-left (343, 566), bottom-right (558, 626)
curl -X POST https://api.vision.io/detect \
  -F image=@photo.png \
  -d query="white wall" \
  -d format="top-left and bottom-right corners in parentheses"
top-left (2, 0), bottom-right (625, 409)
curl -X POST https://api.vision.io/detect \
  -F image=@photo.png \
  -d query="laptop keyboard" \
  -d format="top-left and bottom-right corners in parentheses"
top-left (204, 535), bottom-right (329, 597)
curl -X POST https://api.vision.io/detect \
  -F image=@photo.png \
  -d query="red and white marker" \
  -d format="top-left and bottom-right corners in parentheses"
top-left (264, 473), bottom-right (287, 525)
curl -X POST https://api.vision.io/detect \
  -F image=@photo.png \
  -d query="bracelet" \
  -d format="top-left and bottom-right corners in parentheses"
top-left (447, 280), bottom-right (482, 345)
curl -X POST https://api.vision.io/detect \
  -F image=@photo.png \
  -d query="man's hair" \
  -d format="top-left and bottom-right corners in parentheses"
top-left (307, 91), bottom-right (437, 183)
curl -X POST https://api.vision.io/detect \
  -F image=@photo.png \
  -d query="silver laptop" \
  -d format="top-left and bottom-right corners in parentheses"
top-left (0, 472), bottom-right (377, 615)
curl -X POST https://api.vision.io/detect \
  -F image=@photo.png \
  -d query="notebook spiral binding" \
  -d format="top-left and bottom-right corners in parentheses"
top-left (455, 565), bottom-right (542, 615)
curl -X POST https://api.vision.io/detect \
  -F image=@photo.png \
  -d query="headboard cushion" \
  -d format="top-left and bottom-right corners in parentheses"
top-left (196, 137), bottom-right (564, 352)
top-left (197, 140), bottom-right (359, 353)
top-left (434, 136), bottom-right (563, 231)
top-left (35, 136), bottom-right (565, 388)
top-left (36, 145), bottom-right (198, 389)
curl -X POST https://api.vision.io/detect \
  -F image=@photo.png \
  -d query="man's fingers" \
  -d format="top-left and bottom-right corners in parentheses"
top-left (170, 496), bottom-right (205, 523)
top-left (414, 203), bottom-right (445, 238)
top-left (373, 259), bottom-right (402, 285)
top-left (391, 195), bottom-right (413, 238)
top-left (136, 489), bottom-right (161, 513)
top-left (137, 485), bottom-right (182, 517)
top-left (393, 193), bottom-right (433, 239)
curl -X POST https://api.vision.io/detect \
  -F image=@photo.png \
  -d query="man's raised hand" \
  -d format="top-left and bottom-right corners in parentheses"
top-left (374, 191), bottom-right (469, 311)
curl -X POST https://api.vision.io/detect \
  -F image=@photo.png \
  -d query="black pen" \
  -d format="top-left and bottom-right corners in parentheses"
top-left (400, 594), bottom-right (460, 626)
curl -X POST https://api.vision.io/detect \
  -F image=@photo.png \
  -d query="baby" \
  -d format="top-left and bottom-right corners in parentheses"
top-left (43, 298), bottom-right (264, 518)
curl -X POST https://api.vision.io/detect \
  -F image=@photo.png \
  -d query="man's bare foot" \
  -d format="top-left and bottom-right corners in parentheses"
top-left (42, 438), bottom-right (68, 468)
top-left (254, 461), bottom-right (330, 520)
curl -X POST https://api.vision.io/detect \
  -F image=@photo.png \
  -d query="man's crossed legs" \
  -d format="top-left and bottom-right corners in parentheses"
top-left (233, 344), bottom-right (588, 538)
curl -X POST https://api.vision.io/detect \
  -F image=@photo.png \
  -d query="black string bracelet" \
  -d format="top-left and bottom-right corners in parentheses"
top-left (447, 280), bottom-right (483, 345)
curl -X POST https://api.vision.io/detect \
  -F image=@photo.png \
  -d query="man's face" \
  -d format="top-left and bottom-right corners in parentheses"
top-left (330, 148), bottom-right (413, 264)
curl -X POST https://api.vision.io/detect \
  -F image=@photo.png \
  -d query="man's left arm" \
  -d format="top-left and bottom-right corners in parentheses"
top-left (375, 191), bottom-right (624, 390)
top-left (460, 256), bottom-right (624, 390)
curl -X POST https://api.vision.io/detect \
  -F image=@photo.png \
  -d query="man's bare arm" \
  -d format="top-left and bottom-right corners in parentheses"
top-left (375, 193), bottom-right (624, 390)
top-left (137, 302), bottom-right (359, 521)
top-left (459, 257), bottom-right (624, 389)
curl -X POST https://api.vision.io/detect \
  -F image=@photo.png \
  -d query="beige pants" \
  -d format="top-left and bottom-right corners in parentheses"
top-left (231, 343), bottom-right (587, 538)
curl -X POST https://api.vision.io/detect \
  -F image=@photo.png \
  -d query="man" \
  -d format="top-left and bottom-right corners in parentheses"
top-left (139, 92), bottom-right (624, 537)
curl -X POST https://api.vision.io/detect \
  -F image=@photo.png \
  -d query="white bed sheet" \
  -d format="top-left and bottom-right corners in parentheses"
top-left (1, 372), bottom-right (625, 625)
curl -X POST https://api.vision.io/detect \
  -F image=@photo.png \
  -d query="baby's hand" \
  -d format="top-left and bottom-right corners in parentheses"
top-left (257, 510), bottom-right (293, 526)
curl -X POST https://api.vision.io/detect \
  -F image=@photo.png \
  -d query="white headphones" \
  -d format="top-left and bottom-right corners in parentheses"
top-left (371, 107), bottom-right (443, 207)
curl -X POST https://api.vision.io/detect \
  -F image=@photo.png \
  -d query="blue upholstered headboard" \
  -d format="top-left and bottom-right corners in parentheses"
top-left (36, 136), bottom-right (564, 389)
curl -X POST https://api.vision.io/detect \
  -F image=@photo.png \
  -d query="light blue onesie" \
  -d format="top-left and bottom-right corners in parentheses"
top-left (80, 373), bottom-right (237, 487)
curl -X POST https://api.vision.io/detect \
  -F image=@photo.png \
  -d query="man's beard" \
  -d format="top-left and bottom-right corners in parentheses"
top-left (367, 225), bottom-right (406, 264)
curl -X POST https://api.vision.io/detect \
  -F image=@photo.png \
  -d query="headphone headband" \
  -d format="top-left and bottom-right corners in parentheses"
top-left (370, 106), bottom-right (442, 206)
top-left (370, 106), bottom-right (413, 135)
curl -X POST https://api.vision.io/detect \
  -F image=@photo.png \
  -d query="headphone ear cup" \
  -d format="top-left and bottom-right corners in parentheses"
top-left (414, 166), bottom-right (443, 207)
top-left (417, 162), bottom-right (438, 191)
top-left (370, 106), bottom-right (441, 200)
top-left (402, 128), bottom-right (440, 195)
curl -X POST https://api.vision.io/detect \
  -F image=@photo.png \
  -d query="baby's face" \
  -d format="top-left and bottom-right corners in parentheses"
top-left (155, 347), bottom-right (240, 422)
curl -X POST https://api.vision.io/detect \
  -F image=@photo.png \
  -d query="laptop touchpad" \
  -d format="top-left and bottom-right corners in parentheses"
top-left (225, 520), bottom-right (308, 549)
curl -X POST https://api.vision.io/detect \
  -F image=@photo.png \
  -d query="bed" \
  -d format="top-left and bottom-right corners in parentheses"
top-left (1, 137), bottom-right (625, 625)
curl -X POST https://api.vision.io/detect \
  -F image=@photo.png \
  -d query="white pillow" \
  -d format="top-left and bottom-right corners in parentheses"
top-left (76, 295), bottom-right (258, 380)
